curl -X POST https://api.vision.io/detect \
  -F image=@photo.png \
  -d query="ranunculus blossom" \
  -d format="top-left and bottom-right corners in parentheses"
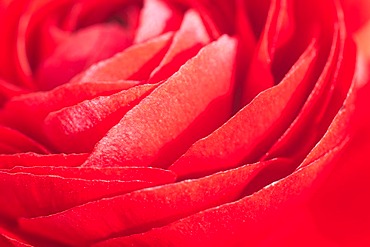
top-left (0, 0), bottom-right (369, 246)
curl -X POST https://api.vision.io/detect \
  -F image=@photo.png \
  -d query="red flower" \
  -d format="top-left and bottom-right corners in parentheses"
top-left (0, 0), bottom-right (369, 246)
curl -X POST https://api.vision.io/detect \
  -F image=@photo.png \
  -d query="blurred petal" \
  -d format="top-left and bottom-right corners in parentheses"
top-left (74, 32), bottom-right (173, 83)
top-left (241, 0), bottom-right (295, 104)
top-left (134, 0), bottom-right (182, 44)
top-left (341, 0), bottom-right (370, 32)
top-left (35, 23), bottom-right (133, 90)
top-left (0, 126), bottom-right (49, 154)
top-left (0, 79), bottom-right (29, 107)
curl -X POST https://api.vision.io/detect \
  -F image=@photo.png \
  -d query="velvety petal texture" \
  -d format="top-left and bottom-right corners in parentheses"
top-left (0, 0), bottom-right (369, 246)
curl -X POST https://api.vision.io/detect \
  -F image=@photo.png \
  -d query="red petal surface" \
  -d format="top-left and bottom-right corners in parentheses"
top-left (96, 144), bottom-right (346, 247)
top-left (83, 35), bottom-right (237, 168)
top-left (299, 85), bottom-right (355, 168)
top-left (0, 224), bottom-right (33, 247)
top-left (170, 39), bottom-right (318, 179)
top-left (35, 23), bottom-right (133, 90)
top-left (0, 80), bottom-right (137, 142)
top-left (149, 9), bottom-right (211, 83)
top-left (241, 0), bottom-right (294, 104)
top-left (23, 0), bottom-right (140, 83)
top-left (262, 30), bottom-right (340, 160)
top-left (0, 167), bottom-right (175, 219)
top-left (23, 0), bottom-right (71, 73)
top-left (0, 79), bottom-right (29, 106)
top-left (0, 0), bottom-right (368, 246)
top-left (0, 126), bottom-right (49, 154)
top-left (63, 0), bottom-right (139, 30)
top-left (0, 222), bottom-right (63, 247)
top-left (73, 32), bottom-right (173, 83)
top-left (4, 166), bottom-right (175, 185)
top-left (175, 0), bottom-right (236, 37)
top-left (134, 0), bottom-right (182, 44)
top-left (44, 83), bottom-right (157, 153)
top-left (0, 153), bottom-right (88, 169)
top-left (0, 0), bottom-right (33, 88)
top-left (303, 81), bottom-right (370, 246)
top-left (341, 0), bottom-right (370, 32)
top-left (233, 0), bottom-right (258, 106)
top-left (263, 18), bottom-right (356, 164)
top-left (19, 160), bottom-right (270, 246)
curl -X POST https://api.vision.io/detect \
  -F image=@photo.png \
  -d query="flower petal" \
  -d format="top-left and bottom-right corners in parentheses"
top-left (74, 32), bottom-right (173, 83)
top-left (19, 159), bottom-right (272, 246)
top-left (4, 166), bottom-right (175, 184)
top-left (43, 83), bottom-right (157, 153)
top-left (263, 15), bottom-right (356, 163)
top-left (35, 23), bottom-right (133, 90)
top-left (0, 78), bottom-right (29, 106)
top-left (0, 153), bottom-right (88, 169)
top-left (0, 224), bottom-right (33, 247)
top-left (170, 38), bottom-right (318, 179)
top-left (0, 80), bottom-right (137, 142)
top-left (241, 0), bottom-right (294, 104)
top-left (0, 0), bottom-right (33, 88)
top-left (0, 126), bottom-right (49, 154)
top-left (134, 0), bottom-right (182, 44)
top-left (83, 35), bottom-right (237, 168)
top-left (0, 167), bottom-right (175, 219)
top-left (94, 143), bottom-right (346, 247)
top-left (299, 83), bottom-right (355, 168)
top-left (149, 9), bottom-right (211, 83)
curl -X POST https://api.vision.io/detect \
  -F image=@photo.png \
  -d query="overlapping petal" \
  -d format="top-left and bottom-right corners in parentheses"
top-left (0, 0), bottom-right (368, 246)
